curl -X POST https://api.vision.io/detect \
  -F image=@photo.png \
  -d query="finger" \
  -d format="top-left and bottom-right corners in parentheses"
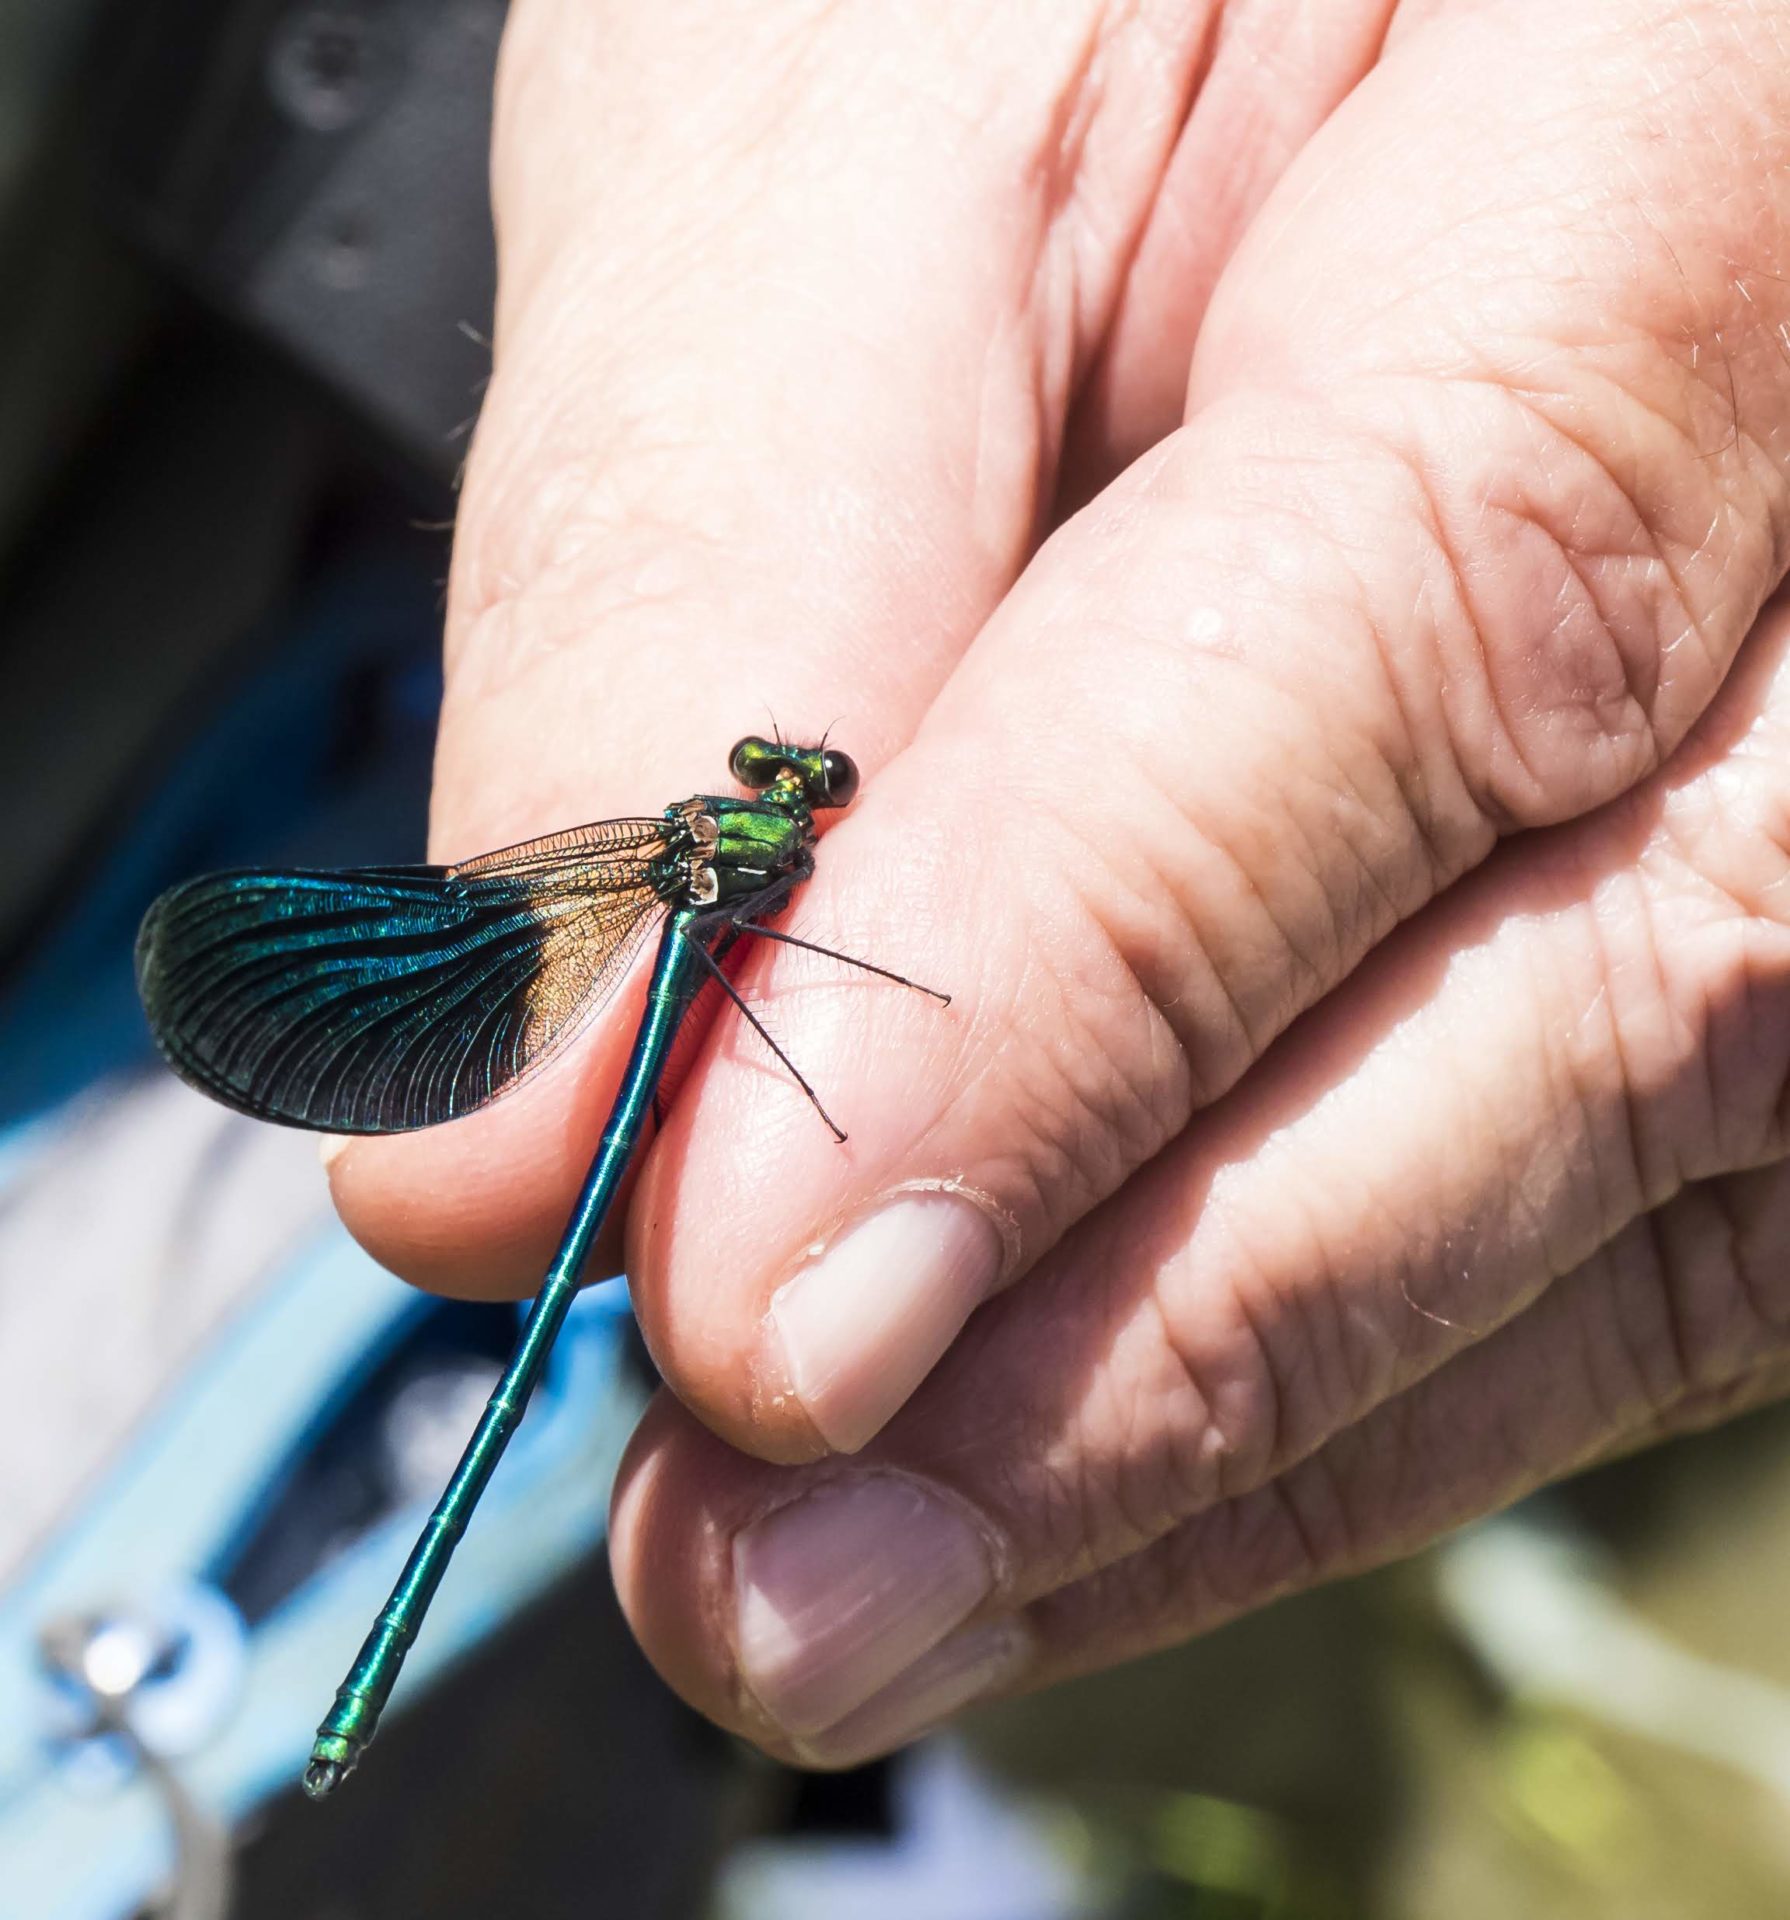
top-left (1016, 1161), bottom-right (1790, 1703)
top-left (628, 0), bottom-right (1790, 1458)
top-left (1059, 0), bottom-right (1396, 498)
top-left (609, 586), bottom-right (1790, 1747)
top-left (328, 0), bottom-right (1216, 1291)
top-left (610, 1157), bottom-right (1790, 1764)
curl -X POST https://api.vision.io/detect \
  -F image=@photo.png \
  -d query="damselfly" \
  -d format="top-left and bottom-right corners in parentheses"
top-left (135, 736), bottom-right (945, 1796)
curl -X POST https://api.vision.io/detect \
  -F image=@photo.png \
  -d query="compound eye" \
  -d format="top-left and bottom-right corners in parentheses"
top-left (730, 736), bottom-right (777, 789)
top-left (818, 748), bottom-right (860, 808)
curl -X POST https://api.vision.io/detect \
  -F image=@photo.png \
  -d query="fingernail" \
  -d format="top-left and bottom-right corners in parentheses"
top-left (734, 1474), bottom-right (996, 1736)
top-left (317, 1135), bottom-right (350, 1172)
top-left (768, 1194), bottom-right (1003, 1452)
top-left (793, 1620), bottom-right (1032, 1768)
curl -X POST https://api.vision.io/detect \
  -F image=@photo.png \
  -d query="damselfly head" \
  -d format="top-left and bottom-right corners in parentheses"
top-left (729, 736), bottom-right (860, 809)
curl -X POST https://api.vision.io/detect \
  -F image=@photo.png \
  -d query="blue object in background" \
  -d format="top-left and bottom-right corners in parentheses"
top-left (0, 532), bottom-right (645, 1919)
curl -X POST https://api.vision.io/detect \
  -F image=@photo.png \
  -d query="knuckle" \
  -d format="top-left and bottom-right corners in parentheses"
top-left (1308, 326), bottom-right (1786, 835)
top-left (1134, 1229), bottom-right (1342, 1521)
top-left (1367, 379), bottom-right (1710, 827)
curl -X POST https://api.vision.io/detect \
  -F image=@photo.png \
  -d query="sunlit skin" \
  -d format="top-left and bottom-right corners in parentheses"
top-left (323, 0), bottom-right (1790, 1767)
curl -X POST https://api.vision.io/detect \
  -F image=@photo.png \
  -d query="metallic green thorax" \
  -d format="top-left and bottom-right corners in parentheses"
top-left (648, 788), bottom-right (817, 911)
top-left (302, 737), bottom-right (855, 1799)
top-left (705, 791), bottom-right (816, 903)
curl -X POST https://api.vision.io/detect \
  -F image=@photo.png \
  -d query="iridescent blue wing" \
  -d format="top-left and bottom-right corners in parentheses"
top-left (136, 817), bottom-right (675, 1133)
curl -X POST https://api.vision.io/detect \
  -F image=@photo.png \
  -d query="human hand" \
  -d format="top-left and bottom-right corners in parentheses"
top-left (331, 0), bottom-right (1790, 1766)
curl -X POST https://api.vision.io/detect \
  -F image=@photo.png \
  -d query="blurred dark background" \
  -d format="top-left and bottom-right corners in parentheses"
top-left (6, 4), bottom-right (1790, 1918)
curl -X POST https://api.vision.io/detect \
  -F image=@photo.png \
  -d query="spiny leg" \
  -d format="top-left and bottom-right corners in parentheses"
top-left (681, 932), bottom-right (847, 1142)
top-left (730, 921), bottom-right (950, 1004)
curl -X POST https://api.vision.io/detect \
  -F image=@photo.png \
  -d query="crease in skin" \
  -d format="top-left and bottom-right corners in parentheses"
top-left (1035, 1161), bottom-right (1790, 1685)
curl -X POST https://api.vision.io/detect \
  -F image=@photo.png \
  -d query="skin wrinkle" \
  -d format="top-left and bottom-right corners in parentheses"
top-left (1365, 558), bottom-right (1482, 897)
top-left (1211, 1464), bottom-right (1333, 1607)
top-left (1184, 1247), bottom-right (1287, 1505)
top-left (1170, 786), bottom-right (1334, 1043)
top-left (978, 883), bottom-right (1183, 1225)
top-left (1019, 1157), bottom-right (1790, 1691)
top-left (1667, 732), bottom-right (1790, 929)
top-left (989, 759), bottom-right (1790, 1639)
top-left (445, 398), bottom-right (745, 679)
top-left (1526, 932), bottom-right (1614, 1280)
top-left (1348, 418), bottom-right (1502, 826)
top-left (1712, 917), bottom-right (1790, 1164)
top-left (1666, 1185), bottom-right (1760, 1396)
top-left (1607, 1211), bottom-right (1690, 1425)
top-left (1282, 1234), bottom-right (1372, 1468)
top-left (1636, 1355), bottom-right (1790, 1450)
top-left (1065, 1310), bottom-right (1169, 1573)
top-left (1353, 390), bottom-right (1673, 824)
top-left (1022, 538), bottom-right (1450, 1105)
top-left (1576, 885), bottom-right (1663, 1231)
top-left (1650, 1193), bottom-right (1741, 1396)
top-left (1503, 367), bottom-right (1739, 692)
top-left (1035, 887), bottom-right (1196, 1177)
top-left (1262, 1453), bottom-right (1351, 1595)
top-left (1203, 415), bottom-right (1519, 864)
top-left (1246, 749), bottom-right (1367, 993)
top-left (1255, 1152), bottom-right (1396, 1440)
top-left (1101, 1368), bottom-right (1186, 1561)
top-left (1716, 1178), bottom-right (1790, 1347)
top-left (1034, 737), bottom-right (1259, 1107)
top-left (1723, 933), bottom-right (1765, 1167)
top-left (1130, 1292), bottom-right (1231, 1546)
top-left (1649, 909), bottom-right (1785, 1184)
top-left (1588, 882), bottom-right (1768, 1211)
top-left (1352, 1159), bottom-right (1481, 1371)
top-left (1310, 732), bottom-right (1422, 942)
top-left (1632, 887), bottom-right (1710, 1201)
top-left (950, 984), bottom-right (1124, 1250)
top-left (1629, 1207), bottom-right (1710, 1419)
top-left (1114, 1282), bottom-right (1236, 1537)
top-left (1266, 1073), bottom-right (1519, 1456)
